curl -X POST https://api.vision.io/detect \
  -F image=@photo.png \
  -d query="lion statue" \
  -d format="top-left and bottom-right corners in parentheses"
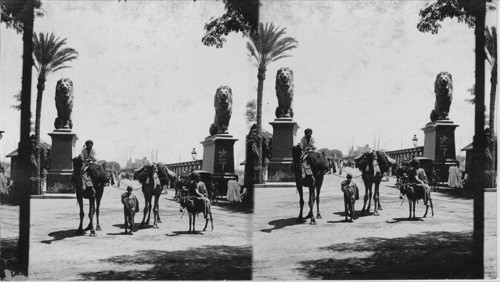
top-left (54, 78), bottom-right (74, 129)
top-left (209, 86), bottom-right (233, 136)
top-left (275, 67), bottom-right (294, 118)
top-left (430, 72), bottom-right (453, 122)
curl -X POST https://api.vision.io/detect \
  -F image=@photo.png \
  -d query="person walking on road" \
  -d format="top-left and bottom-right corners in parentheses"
top-left (448, 161), bottom-right (462, 190)
top-left (227, 175), bottom-right (241, 203)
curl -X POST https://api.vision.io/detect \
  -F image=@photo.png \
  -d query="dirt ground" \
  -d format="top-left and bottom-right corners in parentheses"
top-left (1, 179), bottom-right (252, 280)
top-left (253, 167), bottom-right (497, 280)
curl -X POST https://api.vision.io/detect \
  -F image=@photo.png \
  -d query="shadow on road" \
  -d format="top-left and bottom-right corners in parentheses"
top-left (261, 217), bottom-right (301, 233)
top-left (79, 245), bottom-right (252, 280)
top-left (390, 217), bottom-right (425, 222)
top-left (297, 230), bottom-right (478, 280)
top-left (332, 210), bottom-right (370, 220)
top-left (212, 200), bottom-right (253, 214)
top-left (169, 230), bottom-right (205, 235)
top-left (434, 188), bottom-right (473, 200)
top-left (112, 222), bottom-right (148, 230)
top-left (40, 229), bottom-right (82, 244)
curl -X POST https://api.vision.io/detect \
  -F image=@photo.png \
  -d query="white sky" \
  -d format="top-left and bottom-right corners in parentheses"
top-left (0, 0), bottom-right (497, 167)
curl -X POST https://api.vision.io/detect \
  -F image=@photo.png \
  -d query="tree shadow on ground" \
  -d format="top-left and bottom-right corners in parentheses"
top-left (79, 244), bottom-right (252, 280)
top-left (40, 229), bottom-right (83, 244)
top-left (212, 200), bottom-right (253, 214)
top-left (297, 230), bottom-right (478, 280)
top-left (433, 187), bottom-right (473, 200)
top-left (261, 217), bottom-right (303, 233)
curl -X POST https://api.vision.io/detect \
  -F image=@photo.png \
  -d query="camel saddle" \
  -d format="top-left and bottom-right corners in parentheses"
top-left (82, 174), bottom-right (93, 189)
top-left (301, 162), bottom-right (313, 178)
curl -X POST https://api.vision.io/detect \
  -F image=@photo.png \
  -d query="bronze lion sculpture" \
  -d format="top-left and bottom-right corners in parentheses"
top-left (54, 78), bottom-right (74, 129)
top-left (275, 67), bottom-right (294, 118)
top-left (209, 86), bottom-right (233, 136)
top-left (430, 72), bottom-right (453, 122)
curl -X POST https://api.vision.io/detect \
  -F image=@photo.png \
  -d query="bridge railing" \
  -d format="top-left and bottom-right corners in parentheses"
top-left (165, 160), bottom-right (203, 177)
top-left (385, 146), bottom-right (424, 166)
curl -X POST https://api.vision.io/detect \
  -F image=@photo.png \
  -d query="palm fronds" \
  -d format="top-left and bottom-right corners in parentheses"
top-left (32, 32), bottom-right (78, 79)
top-left (246, 22), bottom-right (298, 69)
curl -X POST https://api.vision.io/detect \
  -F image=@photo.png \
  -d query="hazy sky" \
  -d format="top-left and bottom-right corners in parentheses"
top-left (0, 0), bottom-right (497, 167)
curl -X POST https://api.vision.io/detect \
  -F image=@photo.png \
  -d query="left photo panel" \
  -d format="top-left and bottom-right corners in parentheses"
top-left (0, 0), bottom-right (258, 279)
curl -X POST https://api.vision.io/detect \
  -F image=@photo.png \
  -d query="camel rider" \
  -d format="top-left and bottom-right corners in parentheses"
top-left (80, 140), bottom-right (97, 189)
top-left (81, 140), bottom-right (97, 168)
top-left (299, 128), bottom-right (316, 176)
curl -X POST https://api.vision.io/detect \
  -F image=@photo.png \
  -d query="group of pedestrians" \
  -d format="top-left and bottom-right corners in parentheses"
top-left (227, 175), bottom-right (247, 203)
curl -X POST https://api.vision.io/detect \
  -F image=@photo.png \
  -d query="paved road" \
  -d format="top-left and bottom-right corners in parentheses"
top-left (1, 179), bottom-right (252, 280)
top-left (253, 167), bottom-right (497, 280)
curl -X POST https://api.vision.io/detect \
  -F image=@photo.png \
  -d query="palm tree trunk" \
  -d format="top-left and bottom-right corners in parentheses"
top-left (489, 64), bottom-right (496, 134)
top-left (255, 67), bottom-right (266, 184)
top-left (34, 77), bottom-right (46, 195)
top-left (17, 0), bottom-right (35, 275)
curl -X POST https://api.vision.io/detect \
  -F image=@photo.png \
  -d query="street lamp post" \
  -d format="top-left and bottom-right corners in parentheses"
top-left (412, 134), bottom-right (418, 148)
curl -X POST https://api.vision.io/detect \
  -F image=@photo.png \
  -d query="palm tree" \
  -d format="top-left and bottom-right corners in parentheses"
top-left (485, 26), bottom-right (496, 134)
top-left (247, 22), bottom-right (298, 183)
top-left (32, 32), bottom-right (78, 194)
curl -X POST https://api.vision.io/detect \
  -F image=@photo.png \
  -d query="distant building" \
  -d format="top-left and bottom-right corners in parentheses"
top-left (348, 144), bottom-right (371, 157)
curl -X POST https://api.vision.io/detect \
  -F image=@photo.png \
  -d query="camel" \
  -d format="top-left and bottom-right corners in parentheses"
top-left (354, 151), bottom-right (391, 216)
top-left (71, 156), bottom-right (110, 237)
top-left (290, 145), bottom-right (332, 225)
top-left (134, 163), bottom-right (172, 228)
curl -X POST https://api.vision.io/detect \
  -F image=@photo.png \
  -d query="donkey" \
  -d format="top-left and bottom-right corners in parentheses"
top-left (179, 196), bottom-right (213, 233)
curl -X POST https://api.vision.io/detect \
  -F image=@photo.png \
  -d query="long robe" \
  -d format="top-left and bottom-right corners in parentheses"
top-left (448, 165), bottom-right (462, 188)
top-left (226, 180), bottom-right (241, 202)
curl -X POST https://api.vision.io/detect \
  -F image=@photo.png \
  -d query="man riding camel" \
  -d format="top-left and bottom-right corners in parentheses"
top-left (298, 128), bottom-right (317, 176)
top-left (80, 140), bottom-right (97, 189)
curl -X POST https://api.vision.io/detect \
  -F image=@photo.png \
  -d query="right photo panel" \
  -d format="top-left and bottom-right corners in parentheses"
top-left (250, 0), bottom-right (497, 280)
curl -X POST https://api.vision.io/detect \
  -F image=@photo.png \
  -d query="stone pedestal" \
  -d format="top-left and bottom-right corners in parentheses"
top-left (422, 120), bottom-right (459, 181)
top-left (46, 128), bottom-right (78, 193)
top-left (267, 118), bottom-right (299, 182)
top-left (201, 134), bottom-right (238, 179)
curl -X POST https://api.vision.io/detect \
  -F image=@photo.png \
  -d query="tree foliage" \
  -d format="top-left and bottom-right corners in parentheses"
top-left (33, 32), bottom-right (78, 78)
top-left (98, 160), bottom-right (121, 171)
top-left (247, 22), bottom-right (298, 70)
top-left (318, 148), bottom-right (343, 159)
top-left (0, 0), bottom-right (44, 33)
top-left (416, 0), bottom-right (495, 34)
top-left (201, 0), bottom-right (259, 48)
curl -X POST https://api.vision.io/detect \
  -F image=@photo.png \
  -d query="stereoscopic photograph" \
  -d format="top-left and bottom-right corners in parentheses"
top-left (0, 0), bottom-right (497, 280)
